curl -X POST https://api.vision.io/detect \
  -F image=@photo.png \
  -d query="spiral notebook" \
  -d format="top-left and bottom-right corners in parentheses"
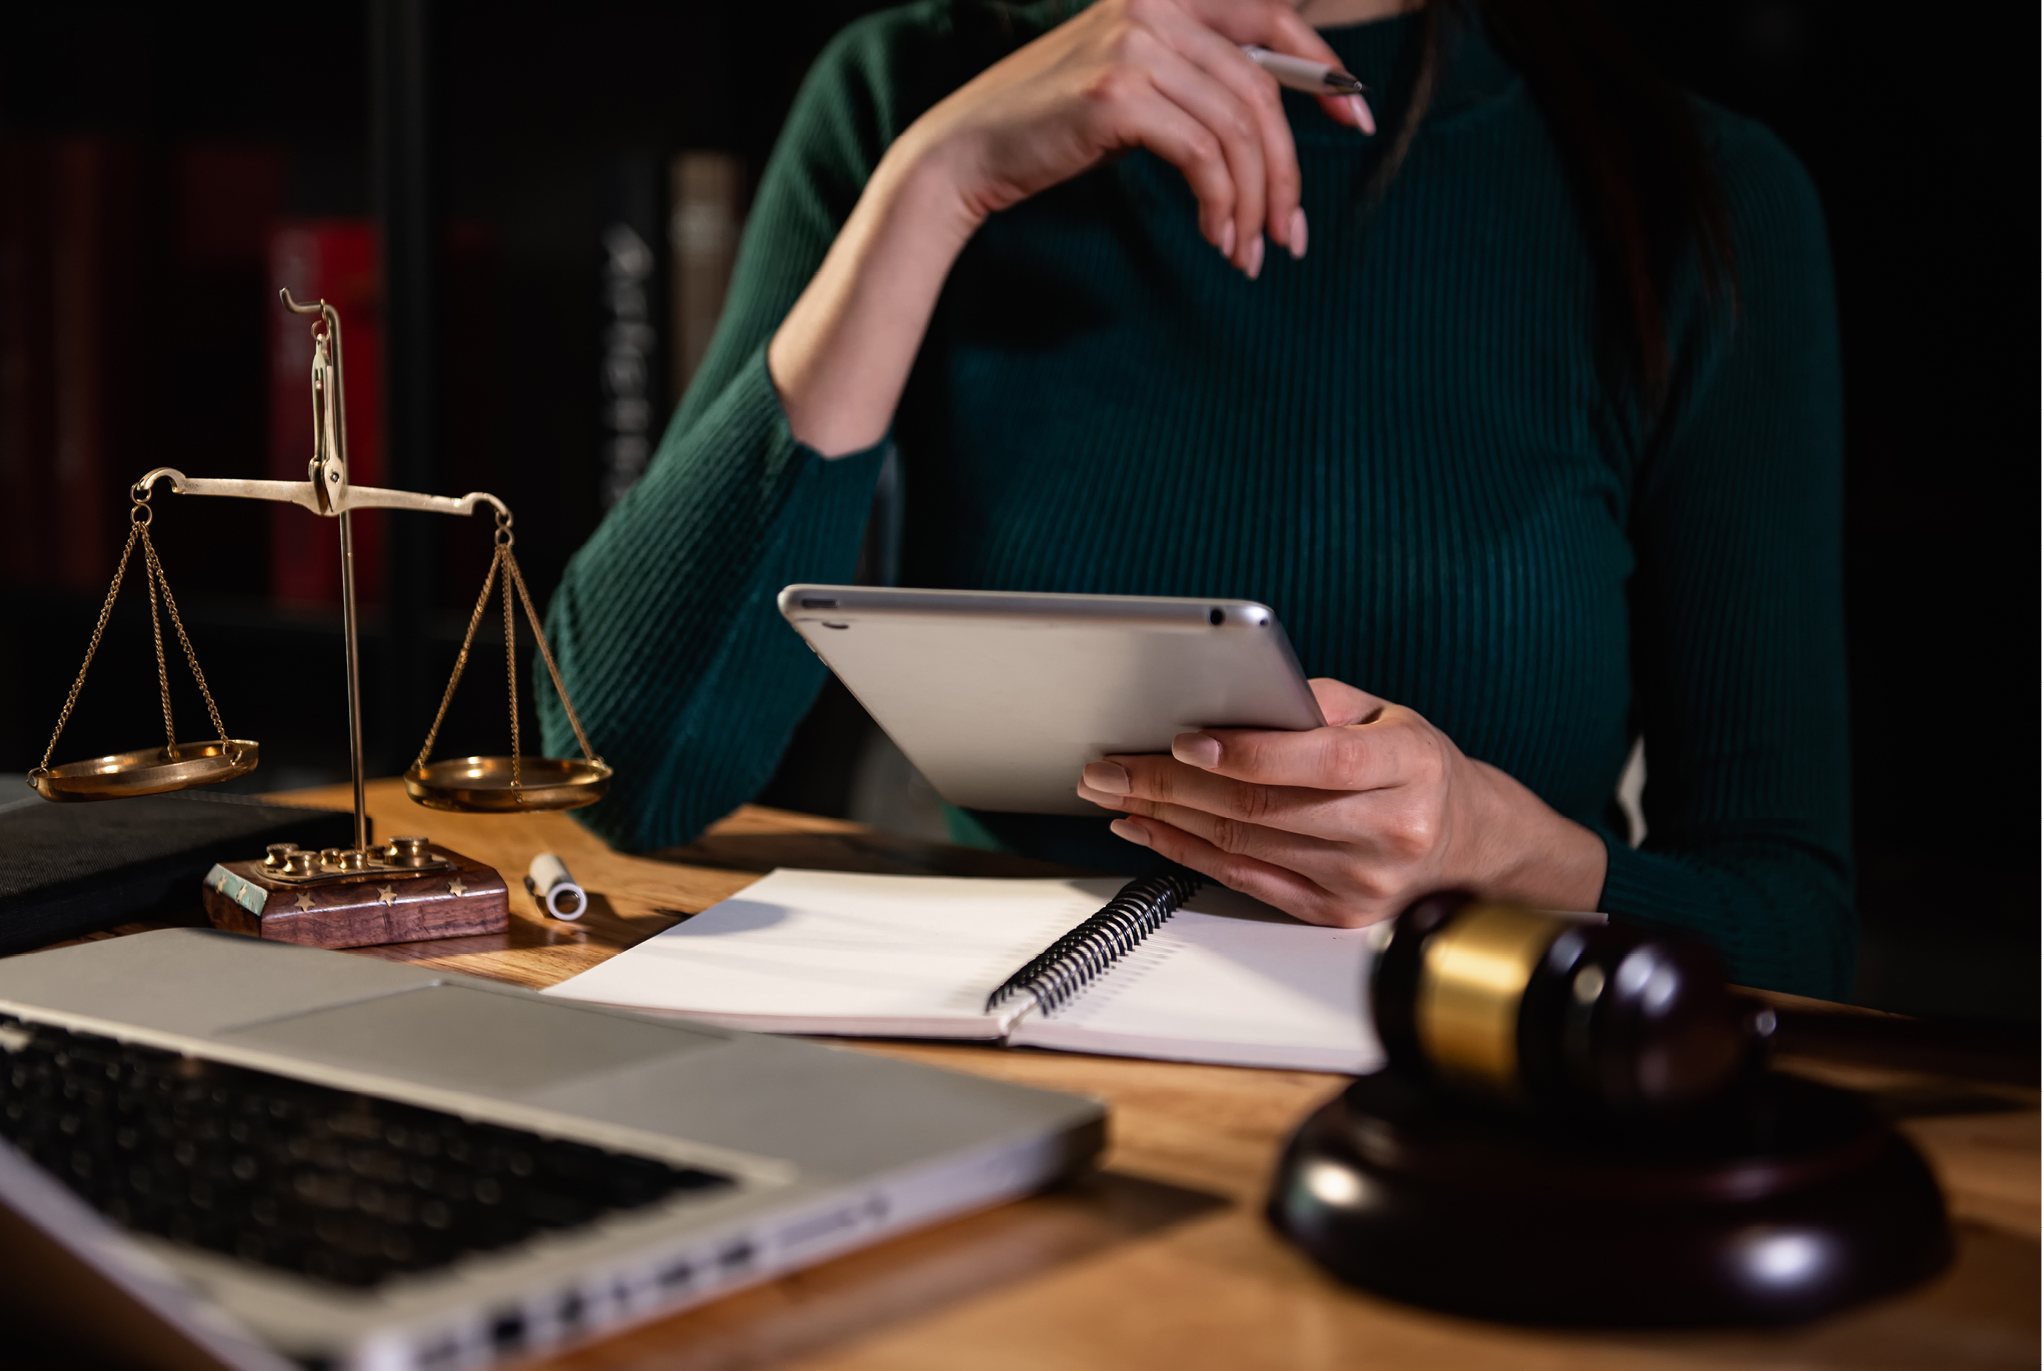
top-left (543, 869), bottom-right (1385, 1073)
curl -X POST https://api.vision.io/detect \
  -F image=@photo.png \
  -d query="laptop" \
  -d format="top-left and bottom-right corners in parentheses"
top-left (0, 928), bottom-right (1106, 1370)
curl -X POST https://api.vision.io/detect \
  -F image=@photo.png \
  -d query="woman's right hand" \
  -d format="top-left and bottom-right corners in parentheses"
top-left (772, 0), bottom-right (1366, 454)
top-left (907, 0), bottom-right (1367, 275)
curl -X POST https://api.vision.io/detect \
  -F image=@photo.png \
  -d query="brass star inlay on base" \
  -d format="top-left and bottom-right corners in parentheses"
top-left (447, 879), bottom-right (468, 898)
top-left (376, 885), bottom-right (396, 906)
top-left (294, 893), bottom-right (315, 912)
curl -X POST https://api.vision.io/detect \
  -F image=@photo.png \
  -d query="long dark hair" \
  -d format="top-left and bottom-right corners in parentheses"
top-left (1379, 0), bottom-right (1736, 405)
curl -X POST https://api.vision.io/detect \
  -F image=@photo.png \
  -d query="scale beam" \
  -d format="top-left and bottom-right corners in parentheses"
top-left (135, 468), bottom-right (509, 522)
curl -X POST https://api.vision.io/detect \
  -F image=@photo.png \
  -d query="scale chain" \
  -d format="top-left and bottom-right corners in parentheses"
top-left (504, 551), bottom-right (603, 767)
top-left (502, 539), bottom-right (521, 794)
top-left (141, 531), bottom-right (234, 748)
top-left (413, 545), bottom-right (503, 775)
top-left (143, 533), bottom-right (175, 751)
top-left (34, 522), bottom-right (145, 777)
top-left (410, 505), bottom-right (606, 795)
top-left (29, 494), bottom-right (236, 783)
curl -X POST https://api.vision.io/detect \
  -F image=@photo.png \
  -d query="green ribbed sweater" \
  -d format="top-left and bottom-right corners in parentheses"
top-left (539, 4), bottom-right (1853, 996)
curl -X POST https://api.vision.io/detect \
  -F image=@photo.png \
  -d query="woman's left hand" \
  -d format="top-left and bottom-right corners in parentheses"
top-left (1075, 678), bottom-right (1609, 927)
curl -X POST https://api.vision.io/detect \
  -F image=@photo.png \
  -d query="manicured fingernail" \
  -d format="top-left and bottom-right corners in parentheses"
top-left (1346, 94), bottom-right (1377, 136)
top-left (1109, 818), bottom-right (1151, 847)
top-left (1076, 784), bottom-right (1126, 810)
top-left (1246, 233), bottom-right (1264, 279)
top-left (1288, 207), bottom-right (1308, 259)
top-left (1082, 761), bottom-right (1131, 795)
top-left (1219, 220), bottom-right (1235, 259)
top-left (1172, 733), bottom-right (1221, 769)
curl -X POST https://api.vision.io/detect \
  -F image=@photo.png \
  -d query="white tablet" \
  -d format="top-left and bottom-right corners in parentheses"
top-left (778, 585), bottom-right (1326, 816)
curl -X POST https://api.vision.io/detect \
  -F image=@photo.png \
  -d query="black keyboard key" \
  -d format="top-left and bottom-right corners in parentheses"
top-left (0, 1015), bottom-right (733, 1290)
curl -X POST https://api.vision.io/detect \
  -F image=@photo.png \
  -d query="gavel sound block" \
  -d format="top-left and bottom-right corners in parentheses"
top-left (201, 840), bottom-right (507, 949)
top-left (1269, 894), bottom-right (1951, 1327)
top-left (1272, 1068), bottom-right (1949, 1326)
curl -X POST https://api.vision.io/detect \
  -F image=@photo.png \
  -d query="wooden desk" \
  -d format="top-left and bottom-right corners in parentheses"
top-left (72, 780), bottom-right (2042, 1370)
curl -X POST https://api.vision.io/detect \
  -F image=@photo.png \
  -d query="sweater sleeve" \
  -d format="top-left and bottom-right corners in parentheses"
top-left (1600, 115), bottom-right (1855, 997)
top-left (534, 13), bottom-right (931, 852)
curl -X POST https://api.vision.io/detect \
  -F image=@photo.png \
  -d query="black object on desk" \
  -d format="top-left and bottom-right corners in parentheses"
top-left (0, 789), bottom-right (355, 953)
top-left (1269, 893), bottom-right (1952, 1326)
top-left (0, 1012), bottom-right (732, 1289)
top-left (1272, 1068), bottom-right (1948, 1325)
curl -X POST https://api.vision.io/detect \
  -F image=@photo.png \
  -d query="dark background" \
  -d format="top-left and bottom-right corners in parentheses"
top-left (1, 1), bottom-right (2033, 1023)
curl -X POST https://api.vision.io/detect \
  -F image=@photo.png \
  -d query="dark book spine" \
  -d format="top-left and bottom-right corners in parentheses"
top-left (668, 150), bottom-right (743, 406)
top-left (0, 138), bottom-right (53, 588)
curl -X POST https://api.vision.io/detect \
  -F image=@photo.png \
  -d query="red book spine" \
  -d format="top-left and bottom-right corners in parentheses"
top-left (0, 138), bottom-right (139, 593)
top-left (267, 221), bottom-right (384, 605)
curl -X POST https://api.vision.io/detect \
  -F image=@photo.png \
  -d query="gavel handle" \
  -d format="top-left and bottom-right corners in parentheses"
top-left (1740, 994), bottom-right (2038, 1087)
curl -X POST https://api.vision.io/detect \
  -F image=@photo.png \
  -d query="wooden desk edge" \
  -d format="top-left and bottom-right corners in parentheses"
top-left (11, 778), bottom-right (2030, 1371)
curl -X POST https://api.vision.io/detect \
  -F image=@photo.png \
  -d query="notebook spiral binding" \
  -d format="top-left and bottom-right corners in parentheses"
top-left (984, 872), bottom-right (1206, 1016)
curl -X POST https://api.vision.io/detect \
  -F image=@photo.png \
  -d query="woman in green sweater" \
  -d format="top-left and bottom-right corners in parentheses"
top-left (540, 0), bottom-right (1852, 996)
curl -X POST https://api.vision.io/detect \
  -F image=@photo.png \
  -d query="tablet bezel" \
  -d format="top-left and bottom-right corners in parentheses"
top-left (778, 585), bottom-right (1326, 816)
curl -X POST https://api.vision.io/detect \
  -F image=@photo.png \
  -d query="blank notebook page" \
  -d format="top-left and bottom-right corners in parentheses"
top-left (1007, 884), bottom-right (1385, 1073)
top-left (543, 869), bottom-right (1127, 1037)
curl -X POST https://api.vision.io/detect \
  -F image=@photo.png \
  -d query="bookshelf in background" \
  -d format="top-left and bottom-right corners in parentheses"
top-left (0, 137), bottom-right (141, 595)
top-left (591, 149), bottom-right (748, 513)
top-left (597, 213), bottom-right (658, 513)
top-left (669, 151), bottom-right (745, 406)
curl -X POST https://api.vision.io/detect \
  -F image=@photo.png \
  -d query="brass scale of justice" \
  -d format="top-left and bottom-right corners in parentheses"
top-left (25, 292), bottom-right (610, 945)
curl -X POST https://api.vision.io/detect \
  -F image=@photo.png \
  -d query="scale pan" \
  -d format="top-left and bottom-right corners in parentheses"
top-left (33, 740), bottom-right (260, 803)
top-left (404, 755), bottom-right (611, 813)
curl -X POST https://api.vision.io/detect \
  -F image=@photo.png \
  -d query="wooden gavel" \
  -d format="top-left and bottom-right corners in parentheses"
top-left (1267, 891), bottom-right (1990, 1326)
top-left (1371, 891), bottom-right (1769, 1117)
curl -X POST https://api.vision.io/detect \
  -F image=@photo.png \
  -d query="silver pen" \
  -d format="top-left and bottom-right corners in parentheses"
top-left (1241, 45), bottom-right (1366, 95)
top-left (1241, 45), bottom-right (1377, 133)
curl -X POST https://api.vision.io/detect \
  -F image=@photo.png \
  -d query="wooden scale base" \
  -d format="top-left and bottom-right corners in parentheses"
top-left (201, 842), bottom-right (507, 949)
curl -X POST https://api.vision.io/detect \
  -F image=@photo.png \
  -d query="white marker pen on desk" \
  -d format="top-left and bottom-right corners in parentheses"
top-left (525, 853), bottom-right (586, 920)
top-left (1242, 45), bottom-right (1377, 134)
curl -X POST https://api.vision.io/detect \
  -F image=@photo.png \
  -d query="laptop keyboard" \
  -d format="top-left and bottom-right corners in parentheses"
top-left (0, 1014), bottom-right (734, 1289)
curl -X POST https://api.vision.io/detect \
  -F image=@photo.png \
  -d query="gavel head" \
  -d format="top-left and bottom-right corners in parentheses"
top-left (1373, 893), bottom-right (1757, 1117)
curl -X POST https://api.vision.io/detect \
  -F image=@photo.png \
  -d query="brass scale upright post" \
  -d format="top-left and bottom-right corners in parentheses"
top-left (34, 292), bottom-right (609, 943)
